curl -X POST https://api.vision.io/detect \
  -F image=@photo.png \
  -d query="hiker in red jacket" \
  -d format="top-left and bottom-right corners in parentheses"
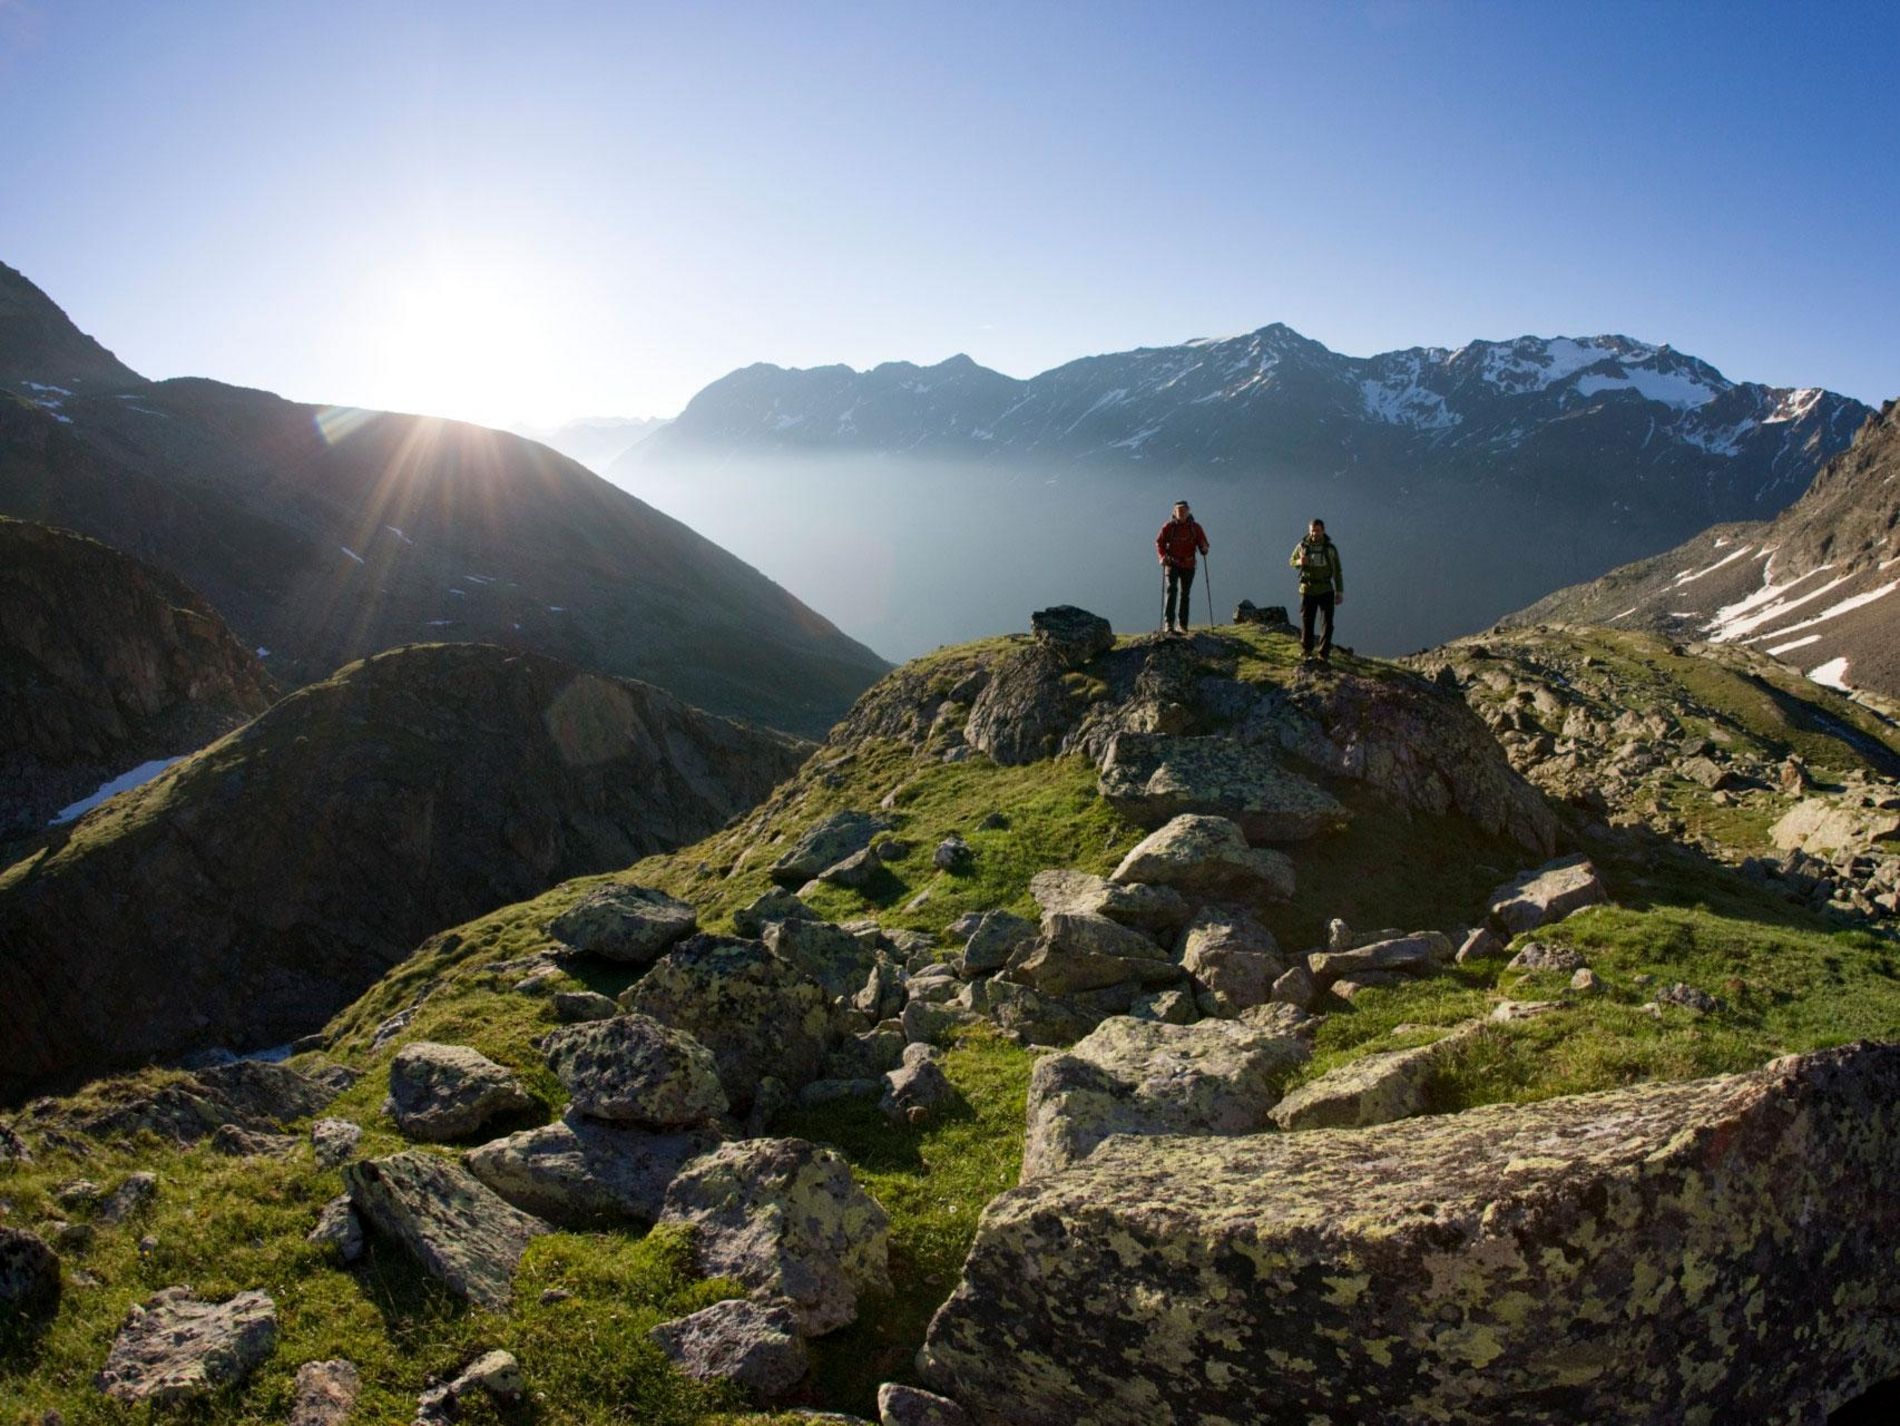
top-left (1155, 500), bottom-right (1209, 634)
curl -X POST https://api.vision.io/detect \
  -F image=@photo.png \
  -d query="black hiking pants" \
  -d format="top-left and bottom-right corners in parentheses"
top-left (1163, 562), bottom-right (1195, 627)
top-left (1301, 591), bottom-right (1335, 657)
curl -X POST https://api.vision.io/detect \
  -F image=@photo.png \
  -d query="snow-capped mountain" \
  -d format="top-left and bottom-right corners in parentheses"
top-left (1508, 398), bottom-right (1900, 699)
top-left (625, 326), bottom-right (1867, 532)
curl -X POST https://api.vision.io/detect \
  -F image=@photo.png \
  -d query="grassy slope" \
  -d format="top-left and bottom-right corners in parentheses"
top-left (6, 625), bottom-right (1899, 1423)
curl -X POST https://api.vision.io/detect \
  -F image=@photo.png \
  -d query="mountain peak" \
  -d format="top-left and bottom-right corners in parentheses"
top-left (0, 260), bottom-right (145, 396)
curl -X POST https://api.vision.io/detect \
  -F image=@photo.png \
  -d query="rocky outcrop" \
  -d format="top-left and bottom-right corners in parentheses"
top-left (1098, 733), bottom-right (1349, 841)
top-left (1030, 606), bottom-right (1114, 667)
top-left (1020, 1013), bottom-right (1313, 1180)
top-left (15, 1058), bottom-right (348, 1147)
top-left (344, 1151), bottom-right (549, 1310)
top-left (771, 810), bottom-right (890, 885)
top-left (1026, 870), bottom-right (1190, 934)
top-left (96, 1287), bottom-right (277, 1404)
top-left (386, 1043), bottom-right (535, 1142)
top-left (920, 1042), bottom-right (1900, 1425)
top-left (658, 1138), bottom-right (892, 1335)
top-left (649, 1298), bottom-right (809, 1400)
top-left (0, 517), bottom-right (274, 839)
top-left (543, 1014), bottom-right (728, 1128)
top-left (465, 1115), bottom-right (711, 1227)
top-left (0, 642), bottom-right (807, 1098)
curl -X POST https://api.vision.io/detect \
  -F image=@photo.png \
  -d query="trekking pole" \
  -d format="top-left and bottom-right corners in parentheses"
top-left (1203, 554), bottom-right (1214, 629)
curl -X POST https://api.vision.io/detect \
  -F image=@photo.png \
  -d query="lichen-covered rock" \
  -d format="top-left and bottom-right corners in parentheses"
top-left (1269, 1025), bottom-right (1479, 1131)
top-left (921, 1042), bottom-right (1900, 1425)
top-left (659, 1138), bottom-right (892, 1335)
top-left (289, 1358), bottom-right (360, 1426)
top-left (549, 883), bottom-right (698, 963)
top-left (1770, 796), bottom-right (1900, 855)
top-left (1030, 605), bottom-right (1113, 667)
top-left (1027, 869), bottom-right (1191, 934)
top-left (1098, 733), bottom-right (1350, 841)
top-left (1507, 941), bottom-right (1587, 974)
top-left (1488, 853), bottom-right (1608, 933)
top-left (1177, 905), bottom-right (1284, 1017)
top-left (764, 918), bottom-right (884, 1001)
top-left (1110, 814), bottom-right (1294, 900)
top-left (733, 886), bottom-right (818, 938)
top-left (623, 934), bottom-right (832, 1111)
top-left (96, 1287), bottom-right (277, 1404)
top-left (1001, 912), bottom-right (1178, 997)
top-left (958, 911), bottom-right (1037, 976)
top-left (880, 1044), bottom-right (956, 1125)
top-left (649, 1298), bottom-right (809, 1399)
top-left (310, 1117), bottom-right (362, 1168)
top-left (771, 811), bottom-right (890, 886)
top-left (1021, 1014), bottom-right (1312, 1180)
top-left (0, 1224), bottom-right (60, 1315)
top-left (1307, 932), bottom-right (1442, 987)
top-left (543, 1014), bottom-right (727, 1128)
top-left (344, 1151), bottom-right (549, 1310)
top-left (879, 1382), bottom-right (973, 1426)
top-left (553, 989), bottom-right (618, 1023)
top-left (387, 1043), bottom-right (536, 1142)
top-left (465, 1115), bottom-right (711, 1227)
top-left (1130, 988), bottom-right (1198, 1024)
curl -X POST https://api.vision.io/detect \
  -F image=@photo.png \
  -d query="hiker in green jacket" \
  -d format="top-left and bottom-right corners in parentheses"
top-left (1289, 518), bottom-right (1343, 663)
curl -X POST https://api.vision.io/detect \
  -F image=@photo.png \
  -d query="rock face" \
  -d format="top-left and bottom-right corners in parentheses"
top-left (543, 1014), bottom-right (728, 1128)
top-left (465, 1115), bottom-right (710, 1227)
top-left (0, 517), bottom-right (274, 839)
top-left (548, 883), bottom-right (698, 963)
top-left (1098, 733), bottom-right (1349, 841)
top-left (623, 934), bottom-right (832, 1112)
top-left (96, 1287), bottom-right (278, 1404)
top-left (0, 643), bottom-right (807, 1097)
top-left (1021, 1014), bottom-right (1312, 1180)
top-left (1111, 814), bottom-right (1295, 900)
top-left (0, 1223), bottom-right (60, 1315)
top-left (921, 1042), bottom-right (1900, 1426)
top-left (1488, 853), bottom-right (1608, 933)
top-left (344, 1151), bottom-right (549, 1310)
top-left (386, 1043), bottom-right (535, 1142)
top-left (649, 1297), bottom-right (809, 1399)
top-left (659, 1138), bottom-right (892, 1335)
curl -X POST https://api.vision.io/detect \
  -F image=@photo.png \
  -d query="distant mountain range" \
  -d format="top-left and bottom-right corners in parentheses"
top-left (1509, 399), bottom-right (1900, 699)
top-left (512, 414), bottom-right (669, 473)
top-left (0, 261), bottom-right (884, 736)
top-left (611, 326), bottom-right (1870, 660)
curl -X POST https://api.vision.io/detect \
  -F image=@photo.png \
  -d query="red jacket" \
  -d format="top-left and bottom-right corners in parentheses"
top-left (1156, 517), bottom-right (1209, 568)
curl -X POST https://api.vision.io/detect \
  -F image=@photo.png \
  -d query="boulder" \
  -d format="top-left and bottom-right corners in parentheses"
top-left (659, 1138), bottom-right (892, 1335)
top-left (1269, 1026), bottom-right (1479, 1131)
top-left (879, 1382), bottom-right (973, 1426)
top-left (95, 1170), bottom-right (158, 1225)
top-left (920, 1043), bottom-right (1900, 1426)
top-left (1002, 912), bottom-right (1179, 997)
top-left (1659, 982), bottom-right (1722, 1015)
top-left (210, 1124), bottom-right (299, 1158)
top-left (1270, 963), bottom-right (1316, 1010)
top-left (1455, 926), bottom-right (1504, 963)
top-left (387, 1043), bottom-right (535, 1142)
top-left (544, 1013), bottom-right (727, 1128)
top-left (1098, 733), bottom-right (1350, 841)
top-left (1487, 854), bottom-right (1608, 934)
top-left (0, 1224), bottom-right (60, 1316)
top-left (1679, 755), bottom-right (1742, 792)
top-left (96, 1287), bottom-right (277, 1404)
top-left (1307, 933), bottom-right (1442, 987)
top-left (734, 886), bottom-right (819, 938)
top-left (553, 989), bottom-right (619, 1023)
top-left (765, 918), bottom-right (884, 1001)
top-left (771, 811), bottom-right (890, 886)
top-left (1506, 941), bottom-right (1587, 974)
top-left (1177, 905), bottom-right (1284, 1017)
top-left (1029, 605), bottom-right (1114, 667)
top-left (309, 1117), bottom-right (362, 1168)
top-left (549, 883), bottom-right (698, 963)
top-left (1130, 988), bottom-right (1198, 1024)
top-left (344, 1151), bottom-right (549, 1310)
top-left (900, 999), bottom-right (977, 1047)
top-left (415, 1349), bottom-right (525, 1425)
top-left (649, 1297), bottom-right (809, 1400)
top-left (307, 1195), bottom-right (364, 1263)
top-left (623, 934), bottom-right (832, 1111)
top-left (1021, 1014), bottom-right (1313, 1180)
top-left (465, 1114), bottom-right (711, 1227)
top-left (881, 1044), bottom-right (956, 1126)
top-left (1110, 815), bottom-right (1295, 900)
top-left (289, 1358), bottom-right (360, 1426)
top-left (1027, 869), bottom-right (1191, 934)
top-left (933, 836), bottom-right (972, 871)
top-left (958, 911), bottom-right (1037, 976)
top-left (1770, 796), bottom-right (1900, 855)
top-left (824, 1026), bottom-right (908, 1080)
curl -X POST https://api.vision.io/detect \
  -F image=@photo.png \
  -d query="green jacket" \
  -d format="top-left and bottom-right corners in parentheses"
top-left (1290, 536), bottom-right (1343, 596)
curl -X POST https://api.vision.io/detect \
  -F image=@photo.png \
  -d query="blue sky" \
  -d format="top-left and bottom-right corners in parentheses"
top-left (3, 0), bottom-right (1894, 425)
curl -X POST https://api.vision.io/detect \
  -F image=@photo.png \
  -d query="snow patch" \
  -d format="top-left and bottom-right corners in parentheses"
top-left (1574, 367), bottom-right (1721, 410)
top-left (50, 758), bottom-right (183, 825)
top-left (1703, 565), bottom-right (1841, 642)
top-left (339, 546), bottom-right (364, 564)
top-left (1744, 579), bottom-right (1900, 644)
top-left (1670, 545), bottom-right (1753, 586)
top-left (1808, 656), bottom-right (1852, 691)
top-left (255, 646), bottom-right (270, 658)
top-left (1763, 388), bottom-right (1824, 424)
top-left (384, 525), bottom-right (414, 545)
top-left (1767, 634), bottom-right (1823, 656)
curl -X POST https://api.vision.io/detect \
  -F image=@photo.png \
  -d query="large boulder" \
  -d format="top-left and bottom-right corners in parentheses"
top-left (543, 1014), bottom-right (728, 1128)
top-left (386, 1043), bottom-right (535, 1142)
top-left (659, 1138), bottom-right (892, 1335)
top-left (1001, 913), bottom-right (1179, 997)
top-left (1027, 869), bottom-right (1191, 935)
top-left (623, 935), bottom-right (832, 1111)
top-left (0, 1224), bottom-right (61, 1316)
top-left (1770, 796), bottom-right (1900, 855)
top-left (764, 918), bottom-right (884, 1001)
top-left (1110, 815), bottom-right (1295, 900)
top-left (344, 1151), bottom-right (549, 1310)
top-left (465, 1115), bottom-right (712, 1227)
top-left (1098, 733), bottom-right (1350, 842)
top-left (771, 811), bottom-right (889, 886)
top-left (96, 1287), bottom-right (277, 1404)
top-left (958, 911), bottom-right (1038, 976)
top-left (1021, 1013), bottom-right (1313, 1180)
top-left (649, 1297), bottom-right (809, 1400)
top-left (1177, 905), bottom-right (1284, 1017)
top-left (1488, 854), bottom-right (1608, 934)
top-left (921, 1042), bottom-right (1900, 1425)
top-left (1030, 605), bottom-right (1114, 667)
top-left (548, 883), bottom-right (698, 963)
